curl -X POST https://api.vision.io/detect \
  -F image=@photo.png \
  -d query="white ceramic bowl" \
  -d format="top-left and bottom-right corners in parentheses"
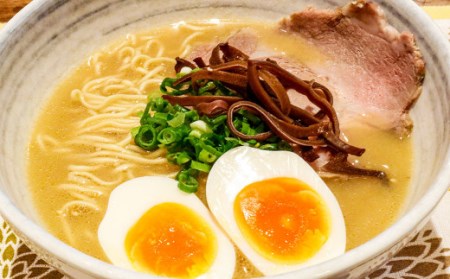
top-left (0, 0), bottom-right (449, 278)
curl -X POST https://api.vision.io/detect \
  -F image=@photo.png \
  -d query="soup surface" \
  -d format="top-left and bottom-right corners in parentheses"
top-left (27, 19), bottom-right (412, 278)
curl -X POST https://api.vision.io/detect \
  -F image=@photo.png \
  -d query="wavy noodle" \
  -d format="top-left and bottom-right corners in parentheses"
top-left (138, 65), bottom-right (166, 83)
top-left (139, 78), bottom-right (164, 92)
top-left (68, 164), bottom-right (103, 172)
top-left (58, 200), bottom-right (101, 216)
top-left (32, 23), bottom-right (217, 246)
top-left (179, 45), bottom-right (193, 58)
top-left (68, 172), bottom-right (124, 187)
top-left (35, 135), bottom-right (60, 152)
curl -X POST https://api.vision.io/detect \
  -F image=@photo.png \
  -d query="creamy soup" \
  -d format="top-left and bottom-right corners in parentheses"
top-left (27, 19), bottom-right (411, 278)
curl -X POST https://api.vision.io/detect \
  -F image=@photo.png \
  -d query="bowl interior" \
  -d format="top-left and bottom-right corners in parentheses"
top-left (0, 0), bottom-right (449, 278)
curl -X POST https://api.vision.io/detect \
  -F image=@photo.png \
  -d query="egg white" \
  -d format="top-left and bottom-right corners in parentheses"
top-left (98, 176), bottom-right (236, 279)
top-left (206, 146), bottom-right (346, 276)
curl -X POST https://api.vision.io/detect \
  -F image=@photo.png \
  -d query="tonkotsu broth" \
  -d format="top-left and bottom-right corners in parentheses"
top-left (27, 19), bottom-right (411, 278)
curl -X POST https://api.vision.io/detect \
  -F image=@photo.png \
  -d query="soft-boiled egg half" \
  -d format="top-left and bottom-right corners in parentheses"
top-left (98, 176), bottom-right (236, 279)
top-left (206, 146), bottom-right (346, 276)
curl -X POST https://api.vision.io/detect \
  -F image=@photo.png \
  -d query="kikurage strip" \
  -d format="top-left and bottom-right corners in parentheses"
top-left (227, 101), bottom-right (324, 146)
top-left (196, 100), bottom-right (230, 117)
top-left (190, 70), bottom-right (247, 92)
top-left (250, 60), bottom-right (341, 135)
top-left (247, 62), bottom-right (291, 122)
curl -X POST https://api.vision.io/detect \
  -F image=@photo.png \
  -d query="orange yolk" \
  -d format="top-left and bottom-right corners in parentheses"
top-left (125, 202), bottom-right (217, 278)
top-left (234, 177), bottom-right (331, 263)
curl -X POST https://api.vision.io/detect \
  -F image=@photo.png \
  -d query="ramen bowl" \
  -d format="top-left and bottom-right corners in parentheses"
top-left (0, 0), bottom-right (449, 278)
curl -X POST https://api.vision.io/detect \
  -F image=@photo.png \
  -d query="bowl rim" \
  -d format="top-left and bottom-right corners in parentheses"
top-left (0, 0), bottom-right (450, 278)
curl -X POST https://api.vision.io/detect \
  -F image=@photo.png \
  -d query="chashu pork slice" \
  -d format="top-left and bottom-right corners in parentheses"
top-left (279, 0), bottom-right (425, 134)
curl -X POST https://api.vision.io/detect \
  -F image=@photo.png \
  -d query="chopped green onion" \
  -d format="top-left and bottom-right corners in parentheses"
top-left (247, 139), bottom-right (258, 145)
top-left (173, 104), bottom-right (189, 113)
top-left (198, 140), bottom-right (223, 157)
top-left (134, 125), bottom-right (159, 150)
top-left (190, 120), bottom-right (212, 134)
top-left (157, 127), bottom-right (182, 145)
top-left (254, 123), bottom-right (266, 133)
top-left (130, 127), bottom-right (140, 138)
top-left (177, 170), bottom-right (199, 193)
top-left (189, 130), bottom-right (202, 138)
top-left (147, 90), bottom-right (163, 100)
top-left (167, 112), bottom-right (185, 128)
top-left (160, 77), bottom-right (177, 93)
top-left (260, 143), bottom-right (278, 150)
top-left (179, 67), bottom-right (193, 76)
top-left (199, 81), bottom-right (216, 94)
top-left (190, 160), bottom-right (212, 173)
top-left (160, 77), bottom-right (191, 96)
top-left (153, 112), bottom-right (169, 121)
top-left (167, 152), bottom-right (191, 165)
top-left (184, 110), bottom-right (199, 121)
top-left (211, 115), bottom-right (227, 126)
top-left (152, 96), bottom-right (170, 111)
top-left (176, 152), bottom-right (191, 165)
top-left (241, 122), bottom-right (254, 135)
top-left (145, 118), bottom-right (167, 133)
top-left (198, 149), bottom-right (217, 163)
top-left (238, 109), bottom-right (261, 125)
top-left (213, 81), bottom-right (235, 96)
top-left (140, 102), bottom-right (152, 125)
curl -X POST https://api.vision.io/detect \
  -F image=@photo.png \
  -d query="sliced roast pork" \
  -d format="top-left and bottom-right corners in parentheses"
top-left (279, 0), bottom-right (425, 134)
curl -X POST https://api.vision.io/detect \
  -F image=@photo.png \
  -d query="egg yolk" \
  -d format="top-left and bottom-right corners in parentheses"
top-left (234, 177), bottom-right (331, 263)
top-left (125, 202), bottom-right (217, 278)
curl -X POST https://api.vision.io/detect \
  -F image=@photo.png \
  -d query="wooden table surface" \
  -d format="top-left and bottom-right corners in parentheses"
top-left (1, 0), bottom-right (450, 23)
